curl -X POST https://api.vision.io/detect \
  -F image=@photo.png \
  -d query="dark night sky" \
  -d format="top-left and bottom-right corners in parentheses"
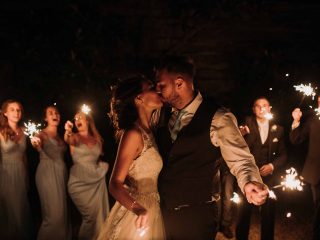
top-left (1, 1), bottom-right (320, 134)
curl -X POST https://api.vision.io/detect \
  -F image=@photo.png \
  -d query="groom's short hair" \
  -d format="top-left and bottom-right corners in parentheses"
top-left (155, 55), bottom-right (195, 79)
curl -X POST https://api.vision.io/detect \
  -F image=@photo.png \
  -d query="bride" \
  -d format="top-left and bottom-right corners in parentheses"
top-left (97, 76), bottom-right (165, 240)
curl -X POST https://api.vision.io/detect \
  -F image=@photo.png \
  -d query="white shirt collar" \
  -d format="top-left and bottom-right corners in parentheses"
top-left (172, 91), bottom-right (203, 114)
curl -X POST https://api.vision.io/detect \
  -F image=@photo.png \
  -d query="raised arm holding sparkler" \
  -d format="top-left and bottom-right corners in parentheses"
top-left (30, 105), bottom-right (71, 239)
top-left (65, 106), bottom-right (110, 240)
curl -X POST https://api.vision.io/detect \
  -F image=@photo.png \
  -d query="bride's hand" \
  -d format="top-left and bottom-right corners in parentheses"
top-left (98, 161), bottom-right (109, 172)
top-left (135, 210), bottom-right (148, 230)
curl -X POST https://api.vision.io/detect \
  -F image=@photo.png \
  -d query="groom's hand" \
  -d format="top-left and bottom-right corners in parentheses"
top-left (244, 181), bottom-right (269, 205)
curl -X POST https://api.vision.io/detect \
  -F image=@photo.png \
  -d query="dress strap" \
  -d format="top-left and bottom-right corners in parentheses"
top-left (135, 123), bottom-right (153, 153)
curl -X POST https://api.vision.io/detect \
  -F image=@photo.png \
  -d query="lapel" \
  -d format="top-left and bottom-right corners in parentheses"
top-left (267, 121), bottom-right (276, 159)
top-left (251, 117), bottom-right (263, 146)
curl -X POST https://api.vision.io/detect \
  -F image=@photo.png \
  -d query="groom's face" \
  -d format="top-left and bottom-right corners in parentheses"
top-left (156, 69), bottom-right (180, 106)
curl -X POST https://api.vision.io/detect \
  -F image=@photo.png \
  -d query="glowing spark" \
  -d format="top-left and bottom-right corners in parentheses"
top-left (260, 107), bottom-right (273, 120)
top-left (230, 192), bottom-right (241, 204)
top-left (285, 73), bottom-right (290, 77)
top-left (264, 112), bottom-right (274, 120)
top-left (273, 167), bottom-right (304, 191)
top-left (24, 121), bottom-right (41, 139)
top-left (137, 227), bottom-right (149, 237)
top-left (294, 83), bottom-right (316, 100)
top-left (286, 212), bottom-right (292, 218)
top-left (268, 190), bottom-right (277, 200)
top-left (315, 108), bottom-right (320, 120)
top-left (309, 106), bottom-right (320, 120)
top-left (81, 104), bottom-right (91, 115)
top-left (269, 88), bottom-right (273, 91)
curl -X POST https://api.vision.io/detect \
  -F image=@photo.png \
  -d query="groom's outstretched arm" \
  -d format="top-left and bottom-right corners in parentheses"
top-left (210, 108), bottom-right (268, 205)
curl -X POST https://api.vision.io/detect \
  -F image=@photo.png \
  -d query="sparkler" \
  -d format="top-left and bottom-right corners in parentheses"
top-left (24, 121), bottom-right (41, 139)
top-left (272, 167), bottom-right (304, 191)
top-left (260, 107), bottom-right (273, 120)
top-left (137, 227), bottom-right (149, 237)
top-left (230, 192), bottom-right (241, 204)
top-left (315, 108), bottom-right (320, 120)
top-left (310, 106), bottom-right (320, 120)
top-left (268, 190), bottom-right (277, 200)
top-left (264, 112), bottom-right (274, 120)
top-left (81, 104), bottom-right (91, 115)
top-left (294, 83), bottom-right (317, 100)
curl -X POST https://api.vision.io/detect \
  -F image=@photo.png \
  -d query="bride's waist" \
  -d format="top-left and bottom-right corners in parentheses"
top-left (129, 190), bottom-right (160, 201)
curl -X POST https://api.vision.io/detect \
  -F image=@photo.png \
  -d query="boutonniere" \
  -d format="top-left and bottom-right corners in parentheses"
top-left (271, 124), bottom-right (277, 132)
top-left (272, 138), bottom-right (279, 143)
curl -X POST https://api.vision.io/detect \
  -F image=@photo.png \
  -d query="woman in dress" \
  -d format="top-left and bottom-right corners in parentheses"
top-left (97, 75), bottom-right (165, 240)
top-left (64, 108), bottom-right (109, 240)
top-left (0, 99), bottom-right (32, 239)
top-left (30, 105), bottom-right (71, 240)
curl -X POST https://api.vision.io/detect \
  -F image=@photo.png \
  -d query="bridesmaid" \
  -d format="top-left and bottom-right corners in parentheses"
top-left (64, 109), bottom-right (109, 240)
top-left (0, 99), bottom-right (32, 239)
top-left (30, 105), bottom-right (71, 240)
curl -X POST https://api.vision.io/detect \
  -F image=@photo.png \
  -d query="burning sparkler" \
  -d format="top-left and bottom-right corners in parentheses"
top-left (261, 106), bottom-right (274, 120)
top-left (268, 190), bottom-right (277, 200)
top-left (310, 106), bottom-right (320, 120)
top-left (81, 104), bottom-right (91, 115)
top-left (230, 192), bottom-right (241, 204)
top-left (315, 108), bottom-right (320, 120)
top-left (294, 83), bottom-right (317, 100)
top-left (24, 121), bottom-right (41, 139)
top-left (137, 227), bottom-right (149, 237)
top-left (264, 112), bottom-right (274, 120)
top-left (273, 167), bottom-right (304, 191)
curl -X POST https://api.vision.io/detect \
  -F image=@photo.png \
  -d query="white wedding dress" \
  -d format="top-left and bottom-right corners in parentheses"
top-left (97, 125), bottom-right (165, 240)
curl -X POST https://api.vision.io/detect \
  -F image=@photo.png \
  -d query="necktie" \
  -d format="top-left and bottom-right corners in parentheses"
top-left (169, 110), bottom-right (186, 141)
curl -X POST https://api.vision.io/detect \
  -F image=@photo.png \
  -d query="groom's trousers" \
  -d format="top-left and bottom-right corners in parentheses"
top-left (161, 200), bottom-right (219, 240)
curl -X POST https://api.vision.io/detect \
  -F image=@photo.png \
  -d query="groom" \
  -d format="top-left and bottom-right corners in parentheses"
top-left (154, 55), bottom-right (269, 240)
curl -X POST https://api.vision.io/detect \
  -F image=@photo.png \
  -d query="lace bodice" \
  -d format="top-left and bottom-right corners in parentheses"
top-left (127, 125), bottom-right (163, 196)
top-left (71, 143), bottom-right (101, 165)
top-left (40, 137), bottom-right (66, 162)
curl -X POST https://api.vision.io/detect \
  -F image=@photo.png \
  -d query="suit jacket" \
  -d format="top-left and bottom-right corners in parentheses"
top-left (243, 116), bottom-right (287, 182)
top-left (290, 113), bottom-right (320, 186)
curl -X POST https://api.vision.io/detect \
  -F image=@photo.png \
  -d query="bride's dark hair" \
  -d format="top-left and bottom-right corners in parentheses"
top-left (109, 75), bottom-right (149, 140)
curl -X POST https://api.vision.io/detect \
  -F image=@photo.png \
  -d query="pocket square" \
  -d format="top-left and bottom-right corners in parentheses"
top-left (272, 138), bottom-right (278, 142)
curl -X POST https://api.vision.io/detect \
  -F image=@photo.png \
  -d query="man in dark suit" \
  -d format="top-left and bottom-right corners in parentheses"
top-left (290, 95), bottom-right (320, 240)
top-left (236, 97), bottom-right (287, 240)
top-left (154, 56), bottom-right (269, 240)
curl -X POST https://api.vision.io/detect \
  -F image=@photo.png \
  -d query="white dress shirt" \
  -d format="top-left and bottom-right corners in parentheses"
top-left (257, 120), bottom-right (269, 144)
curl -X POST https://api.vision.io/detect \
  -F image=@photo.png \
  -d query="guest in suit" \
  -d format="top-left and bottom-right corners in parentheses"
top-left (236, 97), bottom-right (287, 240)
top-left (154, 55), bottom-right (269, 240)
top-left (290, 95), bottom-right (320, 240)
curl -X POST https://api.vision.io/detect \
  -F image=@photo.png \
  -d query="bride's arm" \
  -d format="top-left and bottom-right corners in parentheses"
top-left (109, 128), bottom-right (147, 220)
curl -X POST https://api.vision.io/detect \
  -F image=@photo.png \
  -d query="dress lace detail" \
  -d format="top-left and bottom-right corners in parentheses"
top-left (97, 124), bottom-right (165, 240)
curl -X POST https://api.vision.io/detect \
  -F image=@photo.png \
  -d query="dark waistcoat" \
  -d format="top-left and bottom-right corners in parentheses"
top-left (156, 100), bottom-right (221, 209)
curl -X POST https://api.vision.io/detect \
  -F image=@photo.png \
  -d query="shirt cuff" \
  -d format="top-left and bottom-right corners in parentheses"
top-left (268, 163), bottom-right (274, 173)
